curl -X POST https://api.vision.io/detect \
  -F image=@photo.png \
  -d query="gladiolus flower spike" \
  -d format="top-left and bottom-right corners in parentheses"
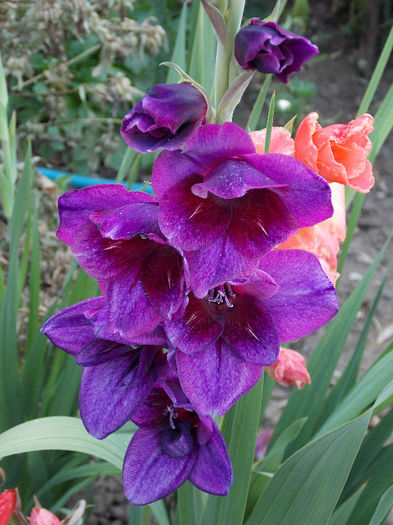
top-left (42, 119), bottom-right (340, 506)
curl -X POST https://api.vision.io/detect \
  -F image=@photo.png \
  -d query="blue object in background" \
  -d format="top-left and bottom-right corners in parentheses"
top-left (36, 167), bottom-right (153, 194)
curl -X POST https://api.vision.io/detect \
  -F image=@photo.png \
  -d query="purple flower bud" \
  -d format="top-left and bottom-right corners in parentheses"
top-left (121, 83), bottom-right (207, 153)
top-left (234, 20), bottom-right (319, 83)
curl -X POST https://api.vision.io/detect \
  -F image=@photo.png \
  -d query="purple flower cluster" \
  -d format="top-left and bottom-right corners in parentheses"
top-left (42, 120), bottom-right (338, 505)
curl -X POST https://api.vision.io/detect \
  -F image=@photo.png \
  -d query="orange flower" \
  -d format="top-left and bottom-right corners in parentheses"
top-left (251, 127), bottom-right (295, 156)
top-left (294, 112), bottom-right (374, 192)
top-left (278, 183), bottom-right (346, 285)
top-left (266, 347), bottom-right (311, 389)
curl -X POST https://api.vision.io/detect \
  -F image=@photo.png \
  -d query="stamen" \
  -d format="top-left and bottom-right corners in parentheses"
top-left (208, 284), bottom-right (235, 307)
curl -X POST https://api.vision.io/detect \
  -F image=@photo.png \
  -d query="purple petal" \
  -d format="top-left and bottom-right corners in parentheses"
top-left (176, 342), bottom-right (262, 415)
top-left (160, 421), bottom-right (194, 458)
top-left (189, 421), bottom-right (233, 495)
top-left (158, 175), bottom-right (232, 251)
top-left (57, 185), bottom-right (154, 244)
top-left (41, 297), bottom-right (105, 354)
top-left (166, 294), bottom-right (223, 354)
top-left (72, 223), bottom-right (152, 280)
top-left (246, 153), bottom-right (333, 227)
top-left (80, 348), bottom-right (159, 439)
top-left (105, 268), bottom-right (161, 339)
top-left (89, 202), bottom-right (162, 240)
top-left (260, 250), bottom-right (339, 342)
top-left (229, 189), bottom-right (297, 259)
top-left (182, 123), bottom-right (256, 170)
top-left (141, 245), bottom-right (185, 319)
top-left (184, 234), bottom-right (259, 299)
top-left (222, 294), bottom-right (279, 365)
top-left (191, 158), bottom-right (286, 199)
top-left (123, 428), bottom-right (197, 505)
top-left (152, 150), bottom-right (197, 199)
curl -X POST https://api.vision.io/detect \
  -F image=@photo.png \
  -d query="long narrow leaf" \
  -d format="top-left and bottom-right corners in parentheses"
top-left (0, 416), bottom-right (130, 470)
top-left (247, 412), bottom-right (370, 525)
top-left (247, 75), bottom-right (272, 131)
top-left (167, 2), bottom-right (188, 84)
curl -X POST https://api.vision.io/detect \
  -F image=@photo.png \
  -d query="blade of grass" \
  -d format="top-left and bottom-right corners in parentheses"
top-left (26, 196), bottom-right (41, 348)
top-left (264, 91), bottom-right (276, 153)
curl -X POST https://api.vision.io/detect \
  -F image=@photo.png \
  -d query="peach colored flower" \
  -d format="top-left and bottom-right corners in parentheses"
top-left (30, 508), bottom-right (62, 525)
top-left (251, 127), bottom-right (295, 155)
top-left (278, 183), bottom-right (346, 285)
top-left (294, 112), bottom-right (374, 192)
top-left (266, 347), bottom-right (311, 389)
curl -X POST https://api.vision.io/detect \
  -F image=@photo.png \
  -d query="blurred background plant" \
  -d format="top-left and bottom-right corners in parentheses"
top-left (0, 0), bottom-right (185, 174)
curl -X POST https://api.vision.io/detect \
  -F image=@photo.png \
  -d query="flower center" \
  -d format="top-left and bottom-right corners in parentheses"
top-left (163, 405), bottom-right (178, 429)
top-left (208, 284), bottom-right (235, 308)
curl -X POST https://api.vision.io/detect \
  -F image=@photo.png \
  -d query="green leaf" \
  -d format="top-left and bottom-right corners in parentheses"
top-left (189, 2), bottom-right (216, 94)
top-left (316, 364), bottom-right (393, 437)
top-left (320, 277), bottom-right (386, 423)
top-left (348, 445), bottom-right (393, 525)
top-left (167, 2), bottom-right (188, 84)
top-left (201, 378), bottom-right (264, 525)
top-left (246, 418), bottom-right (307, 519)
top-left (0, 52), bottom-right (8, 108)
top-left (345, 407), bottom-right (393, 498)
top-left (328, 485), bottom-right (366, 525)
top-left (0, 144), bottom-right (32, 431)
top-left (0, 416), bottom-right (129, 470)
top-left (247, 75), bottom-right (272, 131)
top-left (247, 412), bottom-right (370, 525)
top-left (216, 71), bottom-right (254, 123)
top-left (270, 237), bottom-right (390, 454)
top-left (369, 82), bottom-right (393, 160)
top-left (264, 91), bottom-right (276, 153)
top-left (368, 485), bottom-right (393, 525)
top-left (116, 147), bottom-right (137, 183)
top-left (175, 482), bottom-right (198, 525)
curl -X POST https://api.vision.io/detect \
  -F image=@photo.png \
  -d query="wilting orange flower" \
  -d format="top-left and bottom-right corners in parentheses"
top-left (278, 182), bottom-right (346, 285)
top-left (0, 489), bottom-right (17, 525)
top-left (266, 347), bottom-right (311, 389)
top-left (294, 112), bottom-right (374, 192)
top-left (30, 508), bottom-right (63, 525)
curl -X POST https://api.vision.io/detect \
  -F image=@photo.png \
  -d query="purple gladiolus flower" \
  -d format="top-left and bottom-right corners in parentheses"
top-left (123, 374), bottom-right (232, 505)
top-left (121, 83), bottom-right (207, 153)
top-left (57, 185), bottom-right (186, 339)
top-left (166, 250), bottom-right (338, 415)
top-left (234, 20), bottom-right (319, 83)
top-left (152, 122), bottom-right (333, 298)
top-left (41, 297), bottom-right (168, 439)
